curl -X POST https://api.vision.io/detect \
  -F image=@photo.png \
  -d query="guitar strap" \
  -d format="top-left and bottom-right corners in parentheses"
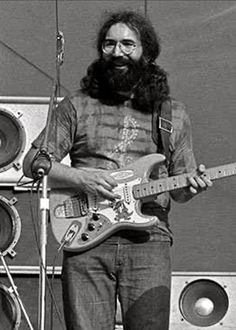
top-left (152, 99), bottom-right (173, 166)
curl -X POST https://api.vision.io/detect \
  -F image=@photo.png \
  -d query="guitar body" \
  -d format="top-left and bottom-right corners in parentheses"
top-left (50, 154), bottom-right (165, 252)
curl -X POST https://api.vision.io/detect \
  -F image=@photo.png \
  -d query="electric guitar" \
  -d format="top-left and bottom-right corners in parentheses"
top-left (50, 153), bottom-right (236, 252)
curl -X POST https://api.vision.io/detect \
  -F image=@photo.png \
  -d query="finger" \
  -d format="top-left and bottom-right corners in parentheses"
top-left (189, 182), bottom-right (206, 195)
top-left (97, 172), bottom-right (118, 188)
top-left (194, 176), bottom-right (207, 189)
top-left (99, 178), bottom-right (115, 191)
top-left (104, 175), bottom-right (118, 188)
top-left (189, 186), bottom-right (198, 195)
top-left (98, 186), bottom-right (121, 201)
top-left (198, 164), bottom-right (206, 173)
top-left (188, 176), bottom-right (198, 189)
top-left (188, 177), bottom-right (206, 194)
top-left (202, 176), bottom-right (213, 187)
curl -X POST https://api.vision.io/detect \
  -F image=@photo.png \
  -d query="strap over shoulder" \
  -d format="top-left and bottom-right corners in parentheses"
top-left (152, 99), bottom-right (172, 164)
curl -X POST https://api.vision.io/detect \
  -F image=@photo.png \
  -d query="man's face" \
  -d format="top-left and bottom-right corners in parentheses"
top-left (102, 23), bottom-right (143, 72)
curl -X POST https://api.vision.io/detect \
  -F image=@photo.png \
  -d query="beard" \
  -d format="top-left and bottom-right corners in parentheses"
top-left (101, 57), bottom-right (145, 93)
top-left (92, 57), bottom-right (146, 102)
top-left (81, 56), bottom-right (170, 112)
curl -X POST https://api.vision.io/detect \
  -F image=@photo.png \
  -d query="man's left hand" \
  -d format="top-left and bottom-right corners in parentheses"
top-left (188, 164), bottom-right (213, 195)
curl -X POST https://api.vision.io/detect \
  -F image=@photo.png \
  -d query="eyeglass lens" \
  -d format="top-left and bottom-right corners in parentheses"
top-left (102, 40), bottom-right (136, 55)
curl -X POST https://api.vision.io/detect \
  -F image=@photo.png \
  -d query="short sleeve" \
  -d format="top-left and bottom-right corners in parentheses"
top-left (32, 96), bottom-right (77, 162)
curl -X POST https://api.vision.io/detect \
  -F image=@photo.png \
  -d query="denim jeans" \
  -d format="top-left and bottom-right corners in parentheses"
top-left (62, 230), bottom-right (171, 330)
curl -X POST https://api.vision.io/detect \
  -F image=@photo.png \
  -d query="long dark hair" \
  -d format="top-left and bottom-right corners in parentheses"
top-left (96, 10), bottom-right (160, 64)
top-left (81, 10), bottom-right (170, 112)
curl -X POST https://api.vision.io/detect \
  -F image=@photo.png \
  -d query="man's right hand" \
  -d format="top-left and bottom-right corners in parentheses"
top-left (23, 150), bottom-right (120, 201)
top-left (78, 168), bottom-right (120, 201)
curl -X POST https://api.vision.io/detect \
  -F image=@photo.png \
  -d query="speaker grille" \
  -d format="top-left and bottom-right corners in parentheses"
top-left (179, 279), bottom-right (229, 327)
top-left (0, 283), bottom-right (21, 329)
top-left (0, 195), bottom-right (21, 257)
top-left (0, 108), bottom-right (26, 172)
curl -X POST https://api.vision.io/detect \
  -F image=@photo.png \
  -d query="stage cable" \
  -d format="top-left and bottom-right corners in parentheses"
top-left (48, 1), bottom-right (66, 329)
top-left (144, 0), bottom-right (148, 17)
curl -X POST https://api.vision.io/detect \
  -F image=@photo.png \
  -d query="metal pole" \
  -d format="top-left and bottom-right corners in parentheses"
top-left (38, 175), bottom-right (49, 330)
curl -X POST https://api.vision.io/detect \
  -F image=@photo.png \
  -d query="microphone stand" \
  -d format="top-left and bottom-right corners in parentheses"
top-left (31, 83), bottom-right (57, 330)
top-left (38, 174), bottom-right (49, 330)
top-left (31, 22), bottom-right (64, 329)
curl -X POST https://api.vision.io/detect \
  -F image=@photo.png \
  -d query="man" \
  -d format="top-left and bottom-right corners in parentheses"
top-left (23, 10), bottom-right (212, 330)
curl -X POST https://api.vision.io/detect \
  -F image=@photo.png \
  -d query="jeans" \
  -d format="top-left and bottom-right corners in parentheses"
top-left (62, 231), bottom-right (171, 330)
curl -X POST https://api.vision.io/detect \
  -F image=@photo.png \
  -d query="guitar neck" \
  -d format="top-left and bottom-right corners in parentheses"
top-left (133, 163), bottom-right (236, 200)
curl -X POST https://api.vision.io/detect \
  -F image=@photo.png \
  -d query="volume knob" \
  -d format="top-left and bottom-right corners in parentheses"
top-left (81, 233), bottom-right (89, 241)
top-left (92, 213), bottom-right (100, 221)
top-left (88, 223), bottom-right (96, 231)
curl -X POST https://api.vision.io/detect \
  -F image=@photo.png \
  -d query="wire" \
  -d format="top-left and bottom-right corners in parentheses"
top-left (55, 0), bottom-right (59, 35)
top-left (50, 247), bottom-right (66, 330)
top-left (0, 40), bottom-right (53, 82)
top-left (0, 39), bottom-right (69, 94)
top-left (144, 0), bottom-right (148, 17)
top-left (55, 0), bottom-right (65, 97)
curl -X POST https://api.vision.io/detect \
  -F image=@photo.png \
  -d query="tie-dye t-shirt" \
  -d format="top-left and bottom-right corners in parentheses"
top-left (33, 90), bottom-right (196, 233)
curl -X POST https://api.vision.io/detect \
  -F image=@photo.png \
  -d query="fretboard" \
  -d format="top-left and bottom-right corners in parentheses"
top-left (133, 163), bottom-right (236, 200)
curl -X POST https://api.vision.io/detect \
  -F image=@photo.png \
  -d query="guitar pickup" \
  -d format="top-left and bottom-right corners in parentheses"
top-left (54, 194), bottom-right (89, 218)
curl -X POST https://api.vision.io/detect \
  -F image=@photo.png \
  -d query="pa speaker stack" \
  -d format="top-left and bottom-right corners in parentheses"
top-left (0, 97), bottom-right (65, 329)
top-left (0, 97), bottom-right (64, 184)
top-left (1, 97), bottom-right (235, 329)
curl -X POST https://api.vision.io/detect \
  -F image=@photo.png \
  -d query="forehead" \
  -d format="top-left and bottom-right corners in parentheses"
top-left (105, 23), bottom-right (140, 41)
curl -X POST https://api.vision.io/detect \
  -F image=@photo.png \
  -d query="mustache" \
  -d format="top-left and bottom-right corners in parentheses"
top-left (100, 57), bottom-right (138, 71)
top-left (108, 57), bottom-right (131, 66)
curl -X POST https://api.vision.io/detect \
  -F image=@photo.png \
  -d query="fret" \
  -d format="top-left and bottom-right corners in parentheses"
top-left (133, 174), bottom-right (189, 199)
top-left (207, 164), bottom-right (236, 180)
top-left (133, 163), bottom-right (236, 200)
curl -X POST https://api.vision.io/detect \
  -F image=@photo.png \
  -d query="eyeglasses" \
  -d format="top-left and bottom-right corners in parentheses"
top-left (102, 39), bottom-right (137, 55)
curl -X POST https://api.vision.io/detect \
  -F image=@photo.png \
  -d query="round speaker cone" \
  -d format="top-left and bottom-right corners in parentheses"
top-left (0, 283), bottom-right (21, 329)
top-left (0, 196), bottom-right (21, 257)
top-left (0, 108), bottom-right (25, 172)
top-left (179, 279), bottom-right (229, 327)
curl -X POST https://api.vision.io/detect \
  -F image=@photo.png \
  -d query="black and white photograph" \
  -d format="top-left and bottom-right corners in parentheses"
top-left (0, 1), bottom-right (235, 329)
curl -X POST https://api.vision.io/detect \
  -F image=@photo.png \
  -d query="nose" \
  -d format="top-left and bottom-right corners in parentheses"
top-left (112, 42), bottom-right (124, 57)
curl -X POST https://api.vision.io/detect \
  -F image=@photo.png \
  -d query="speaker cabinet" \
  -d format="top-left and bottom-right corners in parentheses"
top-left (0, 98), bottom-right (49, 185)
top-left (0, 97), bottom-right (69, 185)
top-left (0, 187), bottom-right (62, 266)
top-left (0, 280), bottom-right (21, 329)
top-left (0, 267), bottom-right (64, 330)
top-left (170, 272), bottom-right (236, 329)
